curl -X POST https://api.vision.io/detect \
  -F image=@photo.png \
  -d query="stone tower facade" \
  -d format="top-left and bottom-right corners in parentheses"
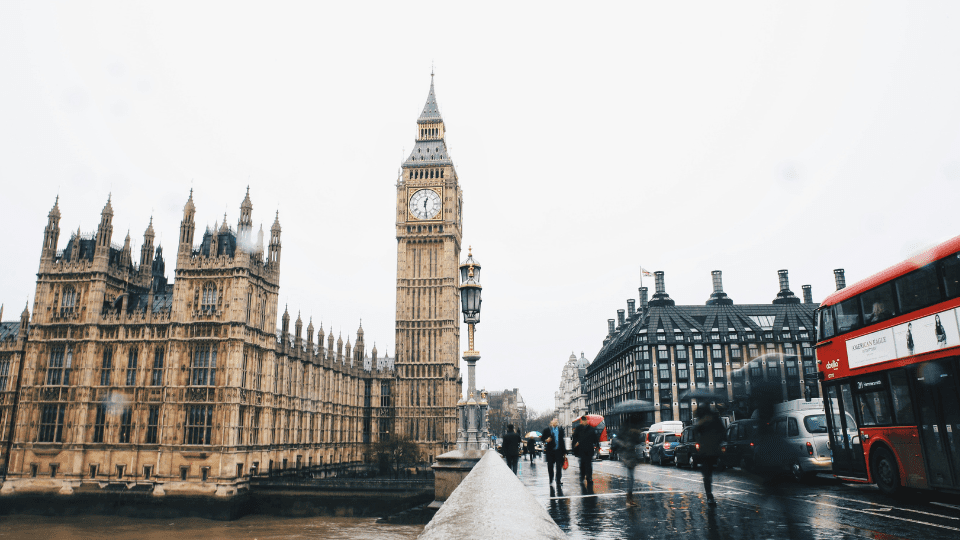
top-left (394, 75), bottom-right (464, 461)
top-left (0, 191), bottom-right (394, 499)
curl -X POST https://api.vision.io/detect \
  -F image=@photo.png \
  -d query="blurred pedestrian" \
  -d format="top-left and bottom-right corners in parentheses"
top-left (526, 437), bottom-right (537, 463)
top-left (541, 418), bottom-right (567, 487)
top-left (613, 414), bottom-right (643, 506)
top-left (573, 416), bottom-right (599, 487)
top-left (695, 403), bottom-right (725, 506)
top-left (502, 424), bottom-right (522, 474)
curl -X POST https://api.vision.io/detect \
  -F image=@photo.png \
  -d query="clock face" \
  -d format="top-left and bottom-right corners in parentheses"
top-left (409, 189), bottom-right (442, 220)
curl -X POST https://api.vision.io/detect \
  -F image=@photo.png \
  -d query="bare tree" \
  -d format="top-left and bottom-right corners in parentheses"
top-left (368, 433), bottom-right (423, 477)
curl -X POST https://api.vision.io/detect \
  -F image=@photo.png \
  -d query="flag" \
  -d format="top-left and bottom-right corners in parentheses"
top-left (640, 267), bottom-right (653, 277)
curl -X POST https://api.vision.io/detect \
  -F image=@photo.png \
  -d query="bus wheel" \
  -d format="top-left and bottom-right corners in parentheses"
top-left (871, 447), bottom-right (901, 497)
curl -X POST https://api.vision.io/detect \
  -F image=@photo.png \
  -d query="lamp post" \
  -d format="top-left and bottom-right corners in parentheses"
top-left (457, 247), bottom-right (489, 451)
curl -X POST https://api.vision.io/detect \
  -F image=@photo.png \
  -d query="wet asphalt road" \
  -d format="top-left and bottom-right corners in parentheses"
top-left (511, 454), bottom-right (960, 539)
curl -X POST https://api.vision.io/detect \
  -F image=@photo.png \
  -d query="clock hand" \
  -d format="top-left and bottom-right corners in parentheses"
top-left (424, 199), bottom-right (428, 215)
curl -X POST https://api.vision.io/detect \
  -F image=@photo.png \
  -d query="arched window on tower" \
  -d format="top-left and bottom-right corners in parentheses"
top-left (61, 287), bottom-right (77, 316)
top-left (201, 283), bottom-right (218, 314)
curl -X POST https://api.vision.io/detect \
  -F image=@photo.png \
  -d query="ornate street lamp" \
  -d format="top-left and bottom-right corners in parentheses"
top-left (457, 247), bottom-right (488, 451)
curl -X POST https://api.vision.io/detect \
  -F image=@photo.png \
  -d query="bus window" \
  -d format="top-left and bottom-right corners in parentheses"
top-left (889, 370), bottom-right (915, 425)
top-left (896, 263), bottom-right (941, 313)
top-left (820, 308), bottom-right (836, 340)
top-left (941, 253), bottom-right (960, 299)
top-left (855, 389), bottom-right (893, 426)
top-left (861, 283), bottom-right (897, 324)
top-left (837, 297), bottom-right (862, 334)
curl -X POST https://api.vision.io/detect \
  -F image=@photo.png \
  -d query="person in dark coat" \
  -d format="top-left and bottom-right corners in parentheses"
top-left (502, 424), bottom-right (522, 474)
top-left (613, 415), bottom-right (644, 506)
top-left (525, 437), bottom-right (537, 463)
top-left (541, 418), bottom-right (566, 486)
top-left (573, 416), bottom-right (600, 486)
top-left (695, 403), bottom-right (725, 505)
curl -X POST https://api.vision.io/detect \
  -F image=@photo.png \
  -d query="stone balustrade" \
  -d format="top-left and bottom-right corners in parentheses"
top-left (419, 450), bottom-right (565, 540)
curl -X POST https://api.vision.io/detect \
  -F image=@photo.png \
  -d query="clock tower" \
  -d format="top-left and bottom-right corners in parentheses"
top-left (394, 75), bottom-right (463, 460)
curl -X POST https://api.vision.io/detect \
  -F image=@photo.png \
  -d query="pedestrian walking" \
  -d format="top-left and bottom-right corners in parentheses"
top-left (540, 418), bottom-right (567, 487)
top-left (573, 416), bottom-right (600, 487)
top-left (502, 424), bottom-right (522, 475)
top-left (526, 437), bottom-right (537, 463)
top-left (695, 403), bottom-right (725, 505)
top-left (613, 414), bottom-right (643, 506)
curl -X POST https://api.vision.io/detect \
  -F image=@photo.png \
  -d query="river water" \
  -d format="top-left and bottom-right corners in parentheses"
top-left (0, 514), bottom-right (424, 539)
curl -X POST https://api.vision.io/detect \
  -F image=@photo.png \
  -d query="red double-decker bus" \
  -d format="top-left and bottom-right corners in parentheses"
top-left (815, 235), bottom-right (960, 495)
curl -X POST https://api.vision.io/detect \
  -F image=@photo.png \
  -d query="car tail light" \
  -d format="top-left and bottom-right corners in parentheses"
top-left (695, 443), bottom-right (700, 451)
top-left (664, 443), bottom-right (671, 450)
top-left (750, 442), bottom-right (754, 447)
top-left (806, 442), bottom-right (814, 456)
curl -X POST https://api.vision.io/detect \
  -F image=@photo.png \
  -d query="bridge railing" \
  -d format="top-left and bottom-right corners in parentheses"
top-left (419, 450), bottom-right (565, 540)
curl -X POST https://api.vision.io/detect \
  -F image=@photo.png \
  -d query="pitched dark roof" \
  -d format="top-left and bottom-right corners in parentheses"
top-left (591, 301), bottom-right (819, 371)
top-left (0, 321), bottom-right (22, 341)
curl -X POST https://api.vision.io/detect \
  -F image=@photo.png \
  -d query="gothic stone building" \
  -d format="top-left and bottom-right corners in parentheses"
top-left (587, 270), bottom-right (824, 430)
top-left (0, 190), bottom-right (394, 499)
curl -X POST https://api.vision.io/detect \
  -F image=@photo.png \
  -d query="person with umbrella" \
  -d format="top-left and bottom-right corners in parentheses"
top-left (693, 400), bottom-right (725, 506)
top-left (573, 415), bottom-right (601, 487)
top-left (525, 436), bottom-right (538, 463)
top-left (613, 413), bottom-right (645, 506)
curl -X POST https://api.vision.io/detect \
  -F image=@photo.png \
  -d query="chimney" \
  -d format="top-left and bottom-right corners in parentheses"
top-left (607, 319), bottom-right (616, 335)
top-left (649, 271), bottom-right (675, 307)
top-left (802, 285), bottom-right (812, 304)
top-left (834, 269), bottom-right (846, 290)
top-left (706, 270), bottom-right (733, 305)
top-left (617, 309), bottom-right (625, 327)
top-left (639, 287), bottom-right (648, 310)
top-left (773, 269), bottom-right (800, 304)
top-left (627, 299), bottom-right (636, 318)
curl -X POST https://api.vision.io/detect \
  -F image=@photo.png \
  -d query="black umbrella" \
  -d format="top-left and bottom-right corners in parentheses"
top-left (610, 399), bottom-right (657, 414)
top-left (679, 389), bottom-right (726, 402)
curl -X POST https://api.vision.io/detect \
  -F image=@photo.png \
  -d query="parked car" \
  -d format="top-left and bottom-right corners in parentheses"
top-left (758, 402), bottom-right (846, 481)
top-left (596, 441), bottom-right (612, 460)
top-left (720, 419), bottom-right (760, 471)
top-left (641, 421), bottom-right (684, 462)
top-left (649, 432), bottom-right (681, 466)
top-left (673, 425), bottom-right (724, 470)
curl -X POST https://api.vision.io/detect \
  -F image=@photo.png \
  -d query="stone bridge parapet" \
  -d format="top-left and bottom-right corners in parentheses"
top-left (419, 450), bottom-right (565, 539)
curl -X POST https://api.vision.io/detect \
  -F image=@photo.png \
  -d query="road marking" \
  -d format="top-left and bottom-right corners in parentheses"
top-left (932, 502), bottom-right (960, 511)
top-left (798, 497), bottom-right (960, 532)
top-left (820, 494), bottom-right (960, 521)
top-left (546, 489), bottom-right (680, 500)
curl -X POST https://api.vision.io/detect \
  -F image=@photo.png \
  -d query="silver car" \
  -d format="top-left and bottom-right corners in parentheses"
top-left (763, 410), bottom-right (848, 481)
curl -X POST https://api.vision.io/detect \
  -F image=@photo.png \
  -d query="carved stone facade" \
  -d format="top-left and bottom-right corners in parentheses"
top-left (554, 352), bottom-right (589, 428)
top-left (394, 76), bottom-right (464, 461)
top-left (0, 190), bottom-right (394, 499)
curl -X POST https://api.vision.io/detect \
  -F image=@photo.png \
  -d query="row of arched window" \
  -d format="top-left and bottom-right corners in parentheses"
top-left (420, 127), bottom-right (440, 138)
top-left (409, 168), bottom-right (443, 180)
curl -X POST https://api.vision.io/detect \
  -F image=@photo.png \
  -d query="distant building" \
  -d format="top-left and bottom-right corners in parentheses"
top-left (554, 352), bottom-right (589, 427)
top-left (586, 270), bottom-right (823, 428)
top-left (486, 388), bottom-right (526, 436)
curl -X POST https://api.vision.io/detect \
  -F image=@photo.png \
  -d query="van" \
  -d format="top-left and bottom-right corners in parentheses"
top-left (640, 421), bottom-right (684, 462)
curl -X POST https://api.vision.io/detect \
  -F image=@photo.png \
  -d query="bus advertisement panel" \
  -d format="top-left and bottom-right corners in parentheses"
top-left (816, 235), bottom-right (960, 496)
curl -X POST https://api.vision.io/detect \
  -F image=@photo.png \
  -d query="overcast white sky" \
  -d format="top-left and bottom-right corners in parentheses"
top-left (2, 2), bottom-right (960, 413)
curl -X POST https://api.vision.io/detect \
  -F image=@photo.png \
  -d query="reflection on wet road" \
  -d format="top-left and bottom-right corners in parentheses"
top-left (513, 455), bottom-right (960, 539)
